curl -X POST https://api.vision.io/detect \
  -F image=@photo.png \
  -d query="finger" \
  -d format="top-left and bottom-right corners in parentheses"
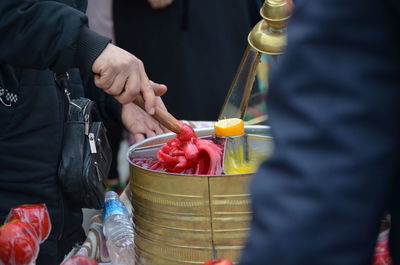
top-left (154, 124), bottom-right (164, 135)
top-left (107, 74), bottom-right (127, 97)
top-left (150, 81), bottom-right (167, 96)
top-left (144, 117), bottom-right (157, 130)
top-left (158, 0), bottom-right (173, 8)
top-left (161, 124), bottom-right (170, 133)
top-left (126, 121), bottom-right (146, 139)
top-left (148, 1), bottom-right (162, 9)
top-left (146, 130), bottom-right (157, 138)
top-left (141, 117), bottom-right (157, 137)
top-left (116, 75), bottom-right (141, 104)
top-left (115, 88), bottom-right (131, 105)
top-left (134, 133), bottom-right (146, 143)
top-left (138, 63), bottom-right (156, 115)
top-left (94, 74), bottom-right (101, 87)
top-left (94, 72), bottom-right (116, 91)
top-left (156, 96), bottom-right (168, 111)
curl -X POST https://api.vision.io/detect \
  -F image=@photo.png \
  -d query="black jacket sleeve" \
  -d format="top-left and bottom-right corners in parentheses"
top-left (240, 0), bottom-right (400, 264)
top-left (0, 0), bottom-right (110, 73)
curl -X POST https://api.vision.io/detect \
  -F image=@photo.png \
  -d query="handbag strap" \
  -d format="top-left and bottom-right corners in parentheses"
top-left (54, 72), bottom-right (82, 110)
top-left (54, 72), bottom-right (102, 135)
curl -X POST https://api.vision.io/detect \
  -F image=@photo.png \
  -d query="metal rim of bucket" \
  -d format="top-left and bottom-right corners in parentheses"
top-left (126, 125), bottom-right (271, 177)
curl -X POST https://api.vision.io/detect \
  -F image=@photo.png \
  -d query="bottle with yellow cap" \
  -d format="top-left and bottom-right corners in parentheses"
top-left (214, 118), bottom-right (257, 174)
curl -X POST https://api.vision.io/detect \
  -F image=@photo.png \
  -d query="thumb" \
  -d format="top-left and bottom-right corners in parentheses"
top-left (150, 81), bottom-right (167, 96)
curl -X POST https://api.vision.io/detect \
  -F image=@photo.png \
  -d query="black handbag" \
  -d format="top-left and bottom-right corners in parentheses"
top-left (55, 72), bottom-right (112, 209)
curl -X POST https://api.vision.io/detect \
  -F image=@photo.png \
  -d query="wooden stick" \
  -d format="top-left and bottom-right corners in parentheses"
top-left (134, 96), bottom-right (182, 134)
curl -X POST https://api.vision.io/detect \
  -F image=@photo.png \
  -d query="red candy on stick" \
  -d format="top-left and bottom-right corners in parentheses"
top-left (373, 231), bottom-right (392, 265)
top-left (0, 220), bottom-right (40, 265)
top-left (0, 204), bottom-right (51, 265)
top-left (6, 204), bottom-right (51, 243)
top-left (156, 124), bottom-right (223, 175)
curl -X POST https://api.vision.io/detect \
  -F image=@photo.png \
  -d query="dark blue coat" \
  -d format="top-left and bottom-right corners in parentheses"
top-left (240, 0), bottom-right (400, 264)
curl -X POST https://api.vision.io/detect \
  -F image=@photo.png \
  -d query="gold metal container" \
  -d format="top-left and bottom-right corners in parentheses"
top-left (128, 126), bottom-right (270, 265)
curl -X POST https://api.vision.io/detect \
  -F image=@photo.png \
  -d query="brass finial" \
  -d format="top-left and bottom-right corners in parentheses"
top-left (218, 0), bottom-right (292, 120)
top-left (248, 0), bottom-right (291, 54)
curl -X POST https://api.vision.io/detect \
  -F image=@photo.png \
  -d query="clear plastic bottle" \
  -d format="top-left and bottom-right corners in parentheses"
top-left (103, 191), bottom-right (135, 265)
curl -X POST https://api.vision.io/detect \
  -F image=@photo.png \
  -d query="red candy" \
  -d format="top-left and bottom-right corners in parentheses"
top-left (156, 124), bottom-right (223, 175)
top-left (7, 204), bottom-right (51, 243)
top-left (0, 220), bottom-right (39, 265)
top-left (373, 231), bottom-right (392, 265)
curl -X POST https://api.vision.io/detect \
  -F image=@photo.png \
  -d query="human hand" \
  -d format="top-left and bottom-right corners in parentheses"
top-left (121, 98), bottom-right (169, 142)
top-left (92, 44), bottom-right (167, 114)
top-left (147, 0), bottom-right (174, 9)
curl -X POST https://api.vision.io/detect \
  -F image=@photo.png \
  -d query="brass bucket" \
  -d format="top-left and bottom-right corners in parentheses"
top-left (127, 126), bottom-right (271, 265)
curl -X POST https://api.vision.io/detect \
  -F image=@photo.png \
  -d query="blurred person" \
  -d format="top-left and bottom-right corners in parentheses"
top-left (86, 0), bottom-right (114, 41)
top-left (240, 0), bottom-right (400, 264)
top-left (113, 0), bottom-right (262, 121)
top-left (0, 0), bottom-right (168, 263)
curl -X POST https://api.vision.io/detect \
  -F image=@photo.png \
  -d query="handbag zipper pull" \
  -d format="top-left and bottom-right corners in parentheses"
top-left (89, 133), bottom-right (97, 153)
top-left (84, 114), bottom-right (90, 135)
top-left (94, 162), bottom-right (103, 182)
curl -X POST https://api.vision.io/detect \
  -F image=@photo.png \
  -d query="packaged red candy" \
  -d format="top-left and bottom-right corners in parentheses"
top-left (373, 231), bottom-right (392, 265)
top-left (6, 204), bottom-right (51, 243)
top-left (0, 219), bottom-right (40, 265)
top-left (61, 255), bottom-right (99, 265)
top-left (203, 258), bottom-right (234, 265)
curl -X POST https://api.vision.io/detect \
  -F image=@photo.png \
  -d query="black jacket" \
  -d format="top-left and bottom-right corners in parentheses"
top-left (0, 1), bottom-right (117, 263)
top-left (240, 0), bottom-right (400, 264)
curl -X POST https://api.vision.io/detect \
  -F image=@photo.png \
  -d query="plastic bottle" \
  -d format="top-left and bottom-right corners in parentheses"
top-left (103, 191), bottom-right (135, 265)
